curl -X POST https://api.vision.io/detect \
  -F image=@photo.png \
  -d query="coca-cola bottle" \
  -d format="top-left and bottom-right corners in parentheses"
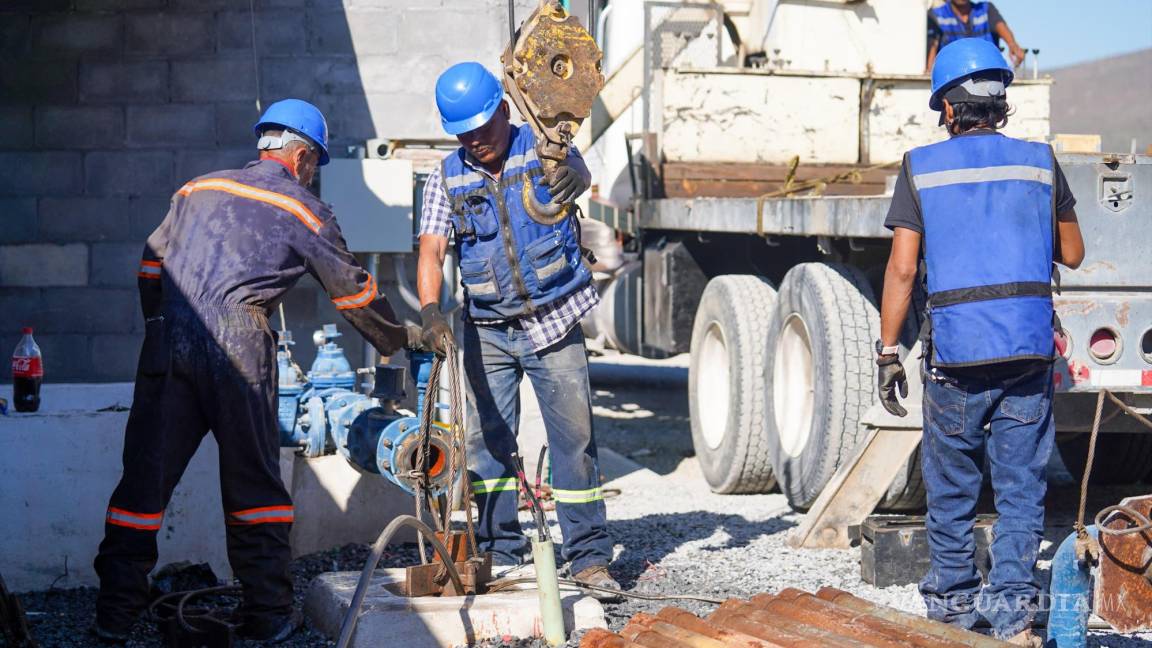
top-left (12, 327), bottom-right (42, 413)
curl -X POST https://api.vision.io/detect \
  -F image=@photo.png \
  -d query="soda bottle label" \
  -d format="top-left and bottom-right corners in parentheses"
top-left (12, 356), bottom-right (43, 378)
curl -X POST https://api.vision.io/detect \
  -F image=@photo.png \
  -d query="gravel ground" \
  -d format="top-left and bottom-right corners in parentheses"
top-left (8, 352), bottom-right (1152, 647)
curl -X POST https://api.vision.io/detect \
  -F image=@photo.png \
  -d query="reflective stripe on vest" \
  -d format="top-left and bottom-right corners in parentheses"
top-left (932, 1), bottom-right (992, 42)
top-left (227, 505), bottom-right (294, 525)
top-left (440, 124), bottom-right (592, 320)
top-left (331, 273), bottom-right (377, 310)
top-left (909, 134), bottom-right (1055, 367)
top-left (107, 507), bottom-right (164, 531)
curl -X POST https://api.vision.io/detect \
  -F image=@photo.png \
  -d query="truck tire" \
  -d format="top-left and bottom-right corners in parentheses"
top-left (688, 275), bottom-right (778, 494)
top-left (1058, 432), bottom-right (1152, 485)
top-left (765, 262), bottom-right (879, 510)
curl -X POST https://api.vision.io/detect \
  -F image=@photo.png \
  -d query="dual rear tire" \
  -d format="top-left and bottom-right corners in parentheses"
top-left (689, 264), bottom-right (925, 510)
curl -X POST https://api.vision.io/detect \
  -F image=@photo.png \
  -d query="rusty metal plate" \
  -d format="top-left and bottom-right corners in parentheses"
top-left (507, 2), bottom-right (603, 122)
top-left (402, 552), bottom-right (492, 598)
top-left (581, 588), bottom-right (1013, 648)
top-left (1095, 494), bottom-right (1152, 633)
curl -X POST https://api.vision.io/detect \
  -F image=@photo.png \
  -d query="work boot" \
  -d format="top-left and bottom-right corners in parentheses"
top-left (1006, 629), bottom-right (1043, 647)
top-left (573, 565), bottom-right (623, 602)
top-left (238, 609), bottom-right (301, 643)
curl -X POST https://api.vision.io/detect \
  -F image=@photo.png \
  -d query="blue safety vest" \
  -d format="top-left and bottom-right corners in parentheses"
top-left (932, 2), bottom-right (993, 47)
top-left (441, 124), bottom-right (590, 320)
top-left (908, 134), bottom-right (1056, 367)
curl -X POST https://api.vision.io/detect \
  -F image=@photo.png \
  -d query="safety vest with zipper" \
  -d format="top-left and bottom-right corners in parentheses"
top-left (932, 1), bottom-right (993, 45)
top-left (908, 133), bottom-right (1056, 367)
top-left (441, 124), bottom-right (591, 320)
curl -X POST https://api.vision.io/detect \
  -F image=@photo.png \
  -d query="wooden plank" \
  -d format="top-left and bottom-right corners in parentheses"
top-left (663, 162), bottom-right (892, 182)
top-left (663, 179), bottom-right (887, 199)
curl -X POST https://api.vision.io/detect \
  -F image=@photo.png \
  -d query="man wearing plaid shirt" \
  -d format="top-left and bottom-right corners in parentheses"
top-left (416, 62), bottom-right (619, 598)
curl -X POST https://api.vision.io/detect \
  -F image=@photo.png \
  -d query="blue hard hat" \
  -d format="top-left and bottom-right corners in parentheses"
top-left (254, 98), bottom-right (330, 166)
top-left (930, 38), bottom-right (1013, 111)
top-left (435, 62), bottom-right (504, 136)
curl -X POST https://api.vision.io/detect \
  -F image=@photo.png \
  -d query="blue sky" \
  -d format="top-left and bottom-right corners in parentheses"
top-left (993, 0), bottom-right (1152, 68)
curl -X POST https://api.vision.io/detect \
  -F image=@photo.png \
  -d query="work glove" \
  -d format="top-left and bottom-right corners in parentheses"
top-left (547, 165), bottom-right (588, 204)
top-left (405, 324), bottom-right (424, 351)
top-left (419, 304), bottom-right (452, 357)
top-left (877, 355), bottom-right (908, 417)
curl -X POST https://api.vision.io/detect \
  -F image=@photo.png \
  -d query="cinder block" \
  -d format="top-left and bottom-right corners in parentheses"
top-left (0, 61), bottom-right (78, 104)
top-left (216, 101), bottom-right (261, 147)
top-left (128, 197), bottom-right (172, 239)
top-left (218, 11), bottom-right (305, 54)
top-left (74, 0), bottom-right (166, 10)
top-left (352, 54), bottom-right (448, 97)
top-left (0, 243), bottom-right (89, 287)
top-left (127, 105), bottom-right (216, 148)
top-left (0, 107), bottom-right (34, 149)
top-left (80, 61), bottom-right (168, 104)
top-left (0, 288), bottom-right (42, 330)
top-left (305, 570), bottom-right (607, 648)
top-left (172, 59), bottom-right (257, 103)
top-left (40, 287), bottom-right (137, 334)
top-left (39, 198), bottom-right (133, 243)
top-left (0, 199), bottom-right (38, 244)
top-left (90, 333), bottom-right (143, 382)
top-left (0, 14), bottom-right (31, 58)
top-left (126, 12), bottom-right (214, 56)
top-left (260, 57), bottom-right (331, 100)
top-left (0, 152), bottom-right (83, 197)
top-left (1, 0), bottom-right (70, 12)
top-left (176, 149), bottom-right (252, 182)
top-left (317, 93), bottom-right (438, 143)
top-left (399, 9), bottom-right (502, 59)
top-left (30, 14), bottom-right (122, 58)
top-left (35, 106), bottom-right (125, 150)
top-left (308, 10), bottom-right (399, 56)
top-left (84, 151), bottom-right (174, 198)
top-left (90, 242), bottom-right (142, 287)
top-left (26, 333), bottom-right (94, 382)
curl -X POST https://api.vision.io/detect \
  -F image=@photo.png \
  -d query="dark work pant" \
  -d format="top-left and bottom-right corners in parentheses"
top-left (918, 362), bottom-right (1054, 640)
top-left (95, 304), bottom-right (293, 630)
top-left (463, 322), bottom-right (613, 576)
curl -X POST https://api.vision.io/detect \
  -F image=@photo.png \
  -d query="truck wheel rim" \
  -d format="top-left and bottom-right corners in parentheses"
top-left (698, 322), bottom-right (731, 451)
top-left (774, 314), bottom-right (815, 458)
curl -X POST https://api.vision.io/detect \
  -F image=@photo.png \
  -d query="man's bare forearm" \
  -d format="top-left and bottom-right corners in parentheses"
top-left (417, 234), bottom-right (448, 309)
top-left (879, 228), bottom-right (922, 348)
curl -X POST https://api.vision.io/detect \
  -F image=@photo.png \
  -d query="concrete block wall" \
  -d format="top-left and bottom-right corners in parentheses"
top-left (0, 0), bottom-right (537, 382)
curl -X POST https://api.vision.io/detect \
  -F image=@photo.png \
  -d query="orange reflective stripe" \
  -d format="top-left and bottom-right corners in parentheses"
top-left (227, 505), bottom-right (294, 525)
top-left (177, 179), bottom-right (323, 234)
top-left (137, 260), bottom-right (161, 280)
top-left (107, 507), bottom-right (164, 531)
top-left (332, 274), bottom-right (377, 311)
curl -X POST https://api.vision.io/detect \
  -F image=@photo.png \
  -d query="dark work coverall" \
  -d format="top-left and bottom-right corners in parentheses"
top-left (94, 159), bottom-right (408, 630)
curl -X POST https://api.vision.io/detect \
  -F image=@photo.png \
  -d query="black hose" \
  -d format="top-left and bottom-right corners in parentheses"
top-left (335, 515), bottom-right (464, 648)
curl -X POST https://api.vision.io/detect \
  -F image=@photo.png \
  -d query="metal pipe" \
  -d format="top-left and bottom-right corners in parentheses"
top-left (364, 252), bottom-right (379, 369)
top-left (1048, 526), bottom-right (1098, 648)
top-left (532, 538), bottom-right (566, 646)
top-left (594, 2), bottom-right (613, 53)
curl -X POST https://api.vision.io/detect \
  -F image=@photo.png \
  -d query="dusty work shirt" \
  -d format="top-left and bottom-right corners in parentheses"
top-left (141, 159), bottom-right (407, 354)
top-left (420, 152), bottom-right (599, 353)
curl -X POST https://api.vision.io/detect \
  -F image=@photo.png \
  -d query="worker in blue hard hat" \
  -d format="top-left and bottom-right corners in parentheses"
top-left (416, 61), bottom-right (621, 600)
top-left (925, 0), bottom-right (1026, 73)
top-left (878, 38), bottom-right (1084, 646)
top-left (92, 98), bottom-right (416, 643)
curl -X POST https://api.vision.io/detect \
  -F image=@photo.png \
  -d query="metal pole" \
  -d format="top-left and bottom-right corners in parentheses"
top-left (364, 252), bottom-right (379, 369)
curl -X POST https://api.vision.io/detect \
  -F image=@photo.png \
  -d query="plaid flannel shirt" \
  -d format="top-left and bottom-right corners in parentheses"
top-left (420, 160), bottom-right (599, 353)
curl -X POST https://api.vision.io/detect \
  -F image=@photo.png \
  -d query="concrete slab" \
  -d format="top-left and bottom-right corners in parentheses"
top-left (305, 569), bottom-right (607, 648)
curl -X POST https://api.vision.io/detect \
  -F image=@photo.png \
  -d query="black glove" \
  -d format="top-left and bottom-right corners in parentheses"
top-left (405, 324), bottom-right (424, 351)
top-left (877, 355), bottom-right (909, 417)
top-left (547, 164), bottom-right (588, 204)
top-left (420, 304), bottom-right (452, 356)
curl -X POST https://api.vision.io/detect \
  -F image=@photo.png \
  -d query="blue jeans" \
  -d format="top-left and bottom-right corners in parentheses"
top-left (462, 322), bottom-right (612, 575)
top-left (919, 361), bottom-right (1054, 640)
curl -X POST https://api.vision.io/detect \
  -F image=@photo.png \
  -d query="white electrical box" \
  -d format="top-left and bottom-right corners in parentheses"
top-left (321, 158), bottom-right (414, 253)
